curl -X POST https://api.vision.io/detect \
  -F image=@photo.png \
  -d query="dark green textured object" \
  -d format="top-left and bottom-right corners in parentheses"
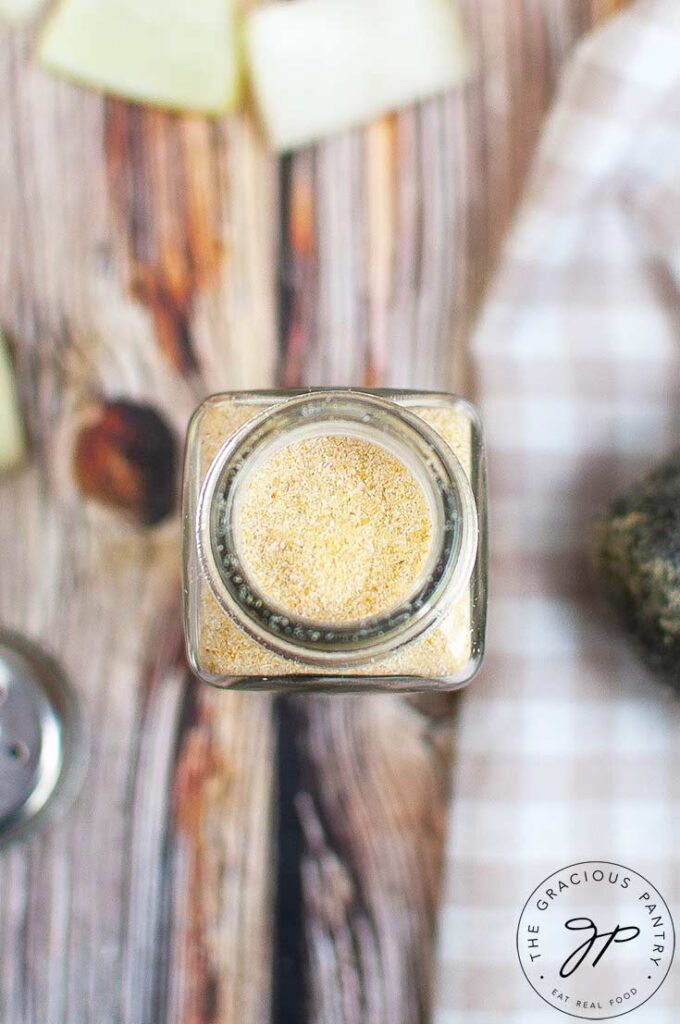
top-left (592, 450), bottom-right (680, 682)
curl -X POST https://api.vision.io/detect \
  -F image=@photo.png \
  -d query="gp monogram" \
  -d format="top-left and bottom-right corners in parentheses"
top-left (516, 862), bottom-right (675, 1020)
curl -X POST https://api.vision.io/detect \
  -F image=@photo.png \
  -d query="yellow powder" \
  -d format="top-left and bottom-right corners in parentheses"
top-left (235, 435), bottom-right (433, 624)
top-left (194, 396), bottom-right (475, 680)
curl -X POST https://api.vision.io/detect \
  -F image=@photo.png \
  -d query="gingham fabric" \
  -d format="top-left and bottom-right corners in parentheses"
top-left (435, 1), bottom-right (680, 1021)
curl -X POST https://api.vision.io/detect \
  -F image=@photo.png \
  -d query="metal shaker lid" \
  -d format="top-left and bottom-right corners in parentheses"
top-left (0, 631), bottom-right (86, 846)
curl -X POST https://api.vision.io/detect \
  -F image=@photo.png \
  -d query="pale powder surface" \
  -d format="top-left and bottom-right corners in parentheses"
top-left (195, 397), bottom-right (473, 680)
top-left (235, 435), bottom-right (433, 624)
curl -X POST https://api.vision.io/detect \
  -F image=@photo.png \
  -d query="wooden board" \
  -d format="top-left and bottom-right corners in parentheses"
top-left (0, 3), bottom-right (623, 1022)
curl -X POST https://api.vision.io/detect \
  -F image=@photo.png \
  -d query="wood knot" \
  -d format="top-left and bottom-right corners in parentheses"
top-left (73, 398), bottom-right (177, 526)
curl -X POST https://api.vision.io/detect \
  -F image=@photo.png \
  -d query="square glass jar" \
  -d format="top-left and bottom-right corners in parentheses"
top-left (183, 389), bottom-right (487, 692)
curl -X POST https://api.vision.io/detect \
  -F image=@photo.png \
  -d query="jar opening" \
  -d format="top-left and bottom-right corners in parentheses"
top-left (197, 391), bottom-right (477, 667)
top-left (232, 427), bottom-right (438, 627)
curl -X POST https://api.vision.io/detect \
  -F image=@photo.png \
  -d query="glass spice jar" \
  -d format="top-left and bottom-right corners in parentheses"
top-left (182, 389), bottom-right (487, 692)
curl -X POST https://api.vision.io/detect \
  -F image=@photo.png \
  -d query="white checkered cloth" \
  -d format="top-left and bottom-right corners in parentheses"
top-left (435, 1), bottom-right (680, 1021)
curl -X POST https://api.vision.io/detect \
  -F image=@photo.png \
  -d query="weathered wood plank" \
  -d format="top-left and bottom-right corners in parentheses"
top-left (276, 3), bottom-right (623, 1022)
top-left (0, 20), bottom-right (277, 1024)
top-left (293, 696), bottom-right (454, 1024)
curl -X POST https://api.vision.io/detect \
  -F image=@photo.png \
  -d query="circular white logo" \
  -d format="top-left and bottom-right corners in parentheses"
top-left (516, 861), bottom-right (675, 1019)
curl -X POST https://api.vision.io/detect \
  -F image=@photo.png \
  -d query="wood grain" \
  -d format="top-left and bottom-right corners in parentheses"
top-left (276, 3), bottom-right (622, 1022)
top-left (288, 697), bottom-right (453, 1024)
top-left (0, 22), bottom-right (277, 1024)
top-left (0, 2), bottom-right (622, 1023)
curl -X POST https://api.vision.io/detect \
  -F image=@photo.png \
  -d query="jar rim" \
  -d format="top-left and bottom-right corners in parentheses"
top-left (196, 390), bottom-right (478, 667)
